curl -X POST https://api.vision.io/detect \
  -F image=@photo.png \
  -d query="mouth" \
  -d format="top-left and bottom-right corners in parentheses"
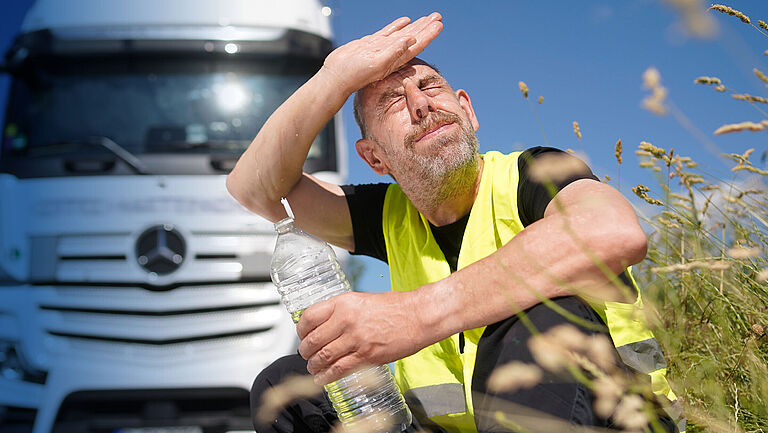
top-left (414, 122), bottom-right (455, 143)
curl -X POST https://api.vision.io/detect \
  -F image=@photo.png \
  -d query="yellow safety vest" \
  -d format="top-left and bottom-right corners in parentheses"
top-left (381, 151), bottom-right (685, 433)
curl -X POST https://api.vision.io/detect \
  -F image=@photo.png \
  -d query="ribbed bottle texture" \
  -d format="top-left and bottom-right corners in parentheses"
top-left (270, 217), bottom-right (411, 433)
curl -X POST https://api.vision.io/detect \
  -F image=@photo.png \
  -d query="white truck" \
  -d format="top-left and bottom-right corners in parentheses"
top-left (0, 1), bottom-right (346, 432)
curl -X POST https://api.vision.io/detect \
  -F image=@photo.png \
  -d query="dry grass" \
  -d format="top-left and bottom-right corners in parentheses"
top-left (270, 3), bottom-right (768, 432)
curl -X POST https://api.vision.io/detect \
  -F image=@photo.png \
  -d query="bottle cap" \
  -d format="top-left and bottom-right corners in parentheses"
top-left (274, 197), bottom-right (295, 233)
top-left (280, 197), bottom-right (295, 220)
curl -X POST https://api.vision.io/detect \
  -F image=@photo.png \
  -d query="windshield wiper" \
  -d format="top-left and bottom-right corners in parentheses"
top-left (148, 139), bottom-right (250, 152)
top-left (92, 136), bottom-right (150, 175)
top-left (31, 136), bottom-right (150, 175)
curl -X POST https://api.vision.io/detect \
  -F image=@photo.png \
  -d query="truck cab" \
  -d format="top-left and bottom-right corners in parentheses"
top-left (0, 1), bottom-right (345, 432)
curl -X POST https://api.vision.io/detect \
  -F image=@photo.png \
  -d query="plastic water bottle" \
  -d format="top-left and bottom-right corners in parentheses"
top-left (269, 199), bottom-right (412, 433)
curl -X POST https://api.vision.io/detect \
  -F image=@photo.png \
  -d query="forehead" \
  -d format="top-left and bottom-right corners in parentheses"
top-left (361, 62), bottom-right (445, 106)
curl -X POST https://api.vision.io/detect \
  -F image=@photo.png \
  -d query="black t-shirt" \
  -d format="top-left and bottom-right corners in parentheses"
top-left (341, 147), bottom-right (598, 272)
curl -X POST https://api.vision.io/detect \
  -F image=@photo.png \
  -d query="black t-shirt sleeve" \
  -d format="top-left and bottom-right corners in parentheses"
top-left (517, 146), bottom-right (599, 227)
top-left (340, 183), bottom-right (390, 263)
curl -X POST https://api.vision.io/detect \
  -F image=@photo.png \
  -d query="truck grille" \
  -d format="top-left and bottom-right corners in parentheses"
top-left (38, 284), bottom-right (284, 353)
top-left (30, 230), bottom-right (275, 286)
top-left (26, 229), bottom-right (295, 359)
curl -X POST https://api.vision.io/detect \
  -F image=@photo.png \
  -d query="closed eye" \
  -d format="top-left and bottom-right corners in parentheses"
top-left (383, 95), bottom-right (405, 113)
top-left (422, 85), bottom-right (443, 94)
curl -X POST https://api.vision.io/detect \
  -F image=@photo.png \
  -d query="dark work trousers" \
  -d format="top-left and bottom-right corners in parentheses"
top-left (250, 296), bottom-right (674, 433)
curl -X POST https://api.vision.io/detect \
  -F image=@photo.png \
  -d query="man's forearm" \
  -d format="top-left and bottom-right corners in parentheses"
top-left (414, 180), bottom-right (648, 343)
top-left (226, 68), bottom-right (348, 217)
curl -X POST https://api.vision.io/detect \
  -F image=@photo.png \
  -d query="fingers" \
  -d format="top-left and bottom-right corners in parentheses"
top-left (296, 300), bottom-right (334, 340)
top-left (305, 333), bottom-right (350, 375)
top-left (374, 12), bottom-right (440, 39)
top-left (374, 16), bottom-right (410, 37)
top-left (384, 13), bottom-right (443, 68)
top-left (313, 353), bottom-right (364, 385)
top-left (401, 18), bottom-right (443, 59)
top-left (298, 316), bottom-right (344, 362)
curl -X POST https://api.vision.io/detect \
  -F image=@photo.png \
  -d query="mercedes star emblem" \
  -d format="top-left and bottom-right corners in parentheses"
top-left (135, 224), bottom-right (186, 275)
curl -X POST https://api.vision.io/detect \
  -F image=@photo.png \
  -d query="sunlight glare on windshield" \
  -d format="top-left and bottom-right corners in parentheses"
top-left (215, 81), bottom-right (250, 112)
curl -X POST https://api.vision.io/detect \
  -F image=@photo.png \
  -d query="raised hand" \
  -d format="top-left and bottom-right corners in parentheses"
top-left (321, 13), bottom-right (443, 95)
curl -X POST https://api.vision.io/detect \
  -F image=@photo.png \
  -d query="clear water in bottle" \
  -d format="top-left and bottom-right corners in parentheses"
top-left (270, 215), bottom-right (412, 433)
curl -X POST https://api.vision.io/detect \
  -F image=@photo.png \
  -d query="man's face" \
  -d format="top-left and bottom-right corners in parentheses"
top-left (356, 61), bottom-right (480, 187)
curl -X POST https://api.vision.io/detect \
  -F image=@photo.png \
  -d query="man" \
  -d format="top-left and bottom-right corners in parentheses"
top-left (226, 13), bottom-right (681, 433)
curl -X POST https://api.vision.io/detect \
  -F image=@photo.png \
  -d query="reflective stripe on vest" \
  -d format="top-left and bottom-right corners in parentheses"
top-left (382, 151), bottom-right (685, 433)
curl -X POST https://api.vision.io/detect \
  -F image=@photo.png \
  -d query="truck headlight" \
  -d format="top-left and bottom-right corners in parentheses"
top-left (0, 341), bottom-right (46, 384)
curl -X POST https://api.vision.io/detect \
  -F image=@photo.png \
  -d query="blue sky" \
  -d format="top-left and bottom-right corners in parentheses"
top-left (3, 1), bottom-right (768, 293)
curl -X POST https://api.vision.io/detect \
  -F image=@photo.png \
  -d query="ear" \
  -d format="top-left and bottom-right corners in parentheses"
top-left (355, 138), bottom-right (390, 175)
top-left (455, 89), bottom-right (479, 132)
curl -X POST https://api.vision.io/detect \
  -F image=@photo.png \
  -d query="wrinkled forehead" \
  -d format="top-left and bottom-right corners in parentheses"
top-left (360, 59), bottom-right (444, 106)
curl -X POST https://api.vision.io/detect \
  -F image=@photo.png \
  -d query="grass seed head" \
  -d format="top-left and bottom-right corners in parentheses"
top-left (633, 184), bottom-right (664, 206)
top-left (537, 95), bottom-right (543, 104)
top-left (759, 20), bottom-right (768, 31)
top-left (639, 141), bottom-right (667, 158)
top-left (754, 68), bottom-right (768, 84)
top-left (615, 139), bottom-right (623, 164)
top-left (727, 246), bottom-right (761, 259)
top-left (548, 323), bottom-right (589, 350)
top-left (258, 375), bottom-right (323, 424)
top-left (518, 81), bottom-right (529, 98)
top-left (652, 260), bottom-right (732, 273)
top-left (757, 268), bottom-right (768, 283)
top-left (528, 152), bottom-right (588, 184)
top-left (528, 324), bottom-right (588, 373)
top-left (643, 67), bottom-right (662, 89)
top-left (613, 395), bottom-right (649, 430)
top-left (708, 4), bottom-right (751, 24)
top-left (487, 361), bottom-right (543, 393)
top-left (643, 85), bottom-right (668, 115)
top-left (732, 93), bottom-right (768, 103)
top-left (694, 76), bottom-right (722, 85)
top-left (662, 0), bottom-right (717, 38)
top-left (572, 121), bottom-right (582, 140)
top-left (593, 376), bottom-right (624, 418)
top-left (586, 334), bottom-right (618, 373)
top-left (714, 120), bottom-right (768, 135)
top-left (528, 334), bottom-right (570, 373)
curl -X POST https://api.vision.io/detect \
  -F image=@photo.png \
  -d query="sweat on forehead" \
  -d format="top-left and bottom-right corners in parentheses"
top-left (352, 58), bottom-right (442, 139)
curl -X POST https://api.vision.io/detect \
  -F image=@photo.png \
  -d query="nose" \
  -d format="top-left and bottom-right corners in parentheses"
top-left (405, 82), bottom-right (433, 123)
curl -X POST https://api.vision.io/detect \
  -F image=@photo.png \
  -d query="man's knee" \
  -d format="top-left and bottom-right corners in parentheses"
top-left (250, 355), bottom-right (310, 426)
top-left (472, 297), bottom-right (610, 429)
top-left (525, 296), bottom-right (604, 334)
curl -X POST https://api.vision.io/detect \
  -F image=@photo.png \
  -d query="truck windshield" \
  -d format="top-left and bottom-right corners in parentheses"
top-left (1, 56), bottom-right (334, 177)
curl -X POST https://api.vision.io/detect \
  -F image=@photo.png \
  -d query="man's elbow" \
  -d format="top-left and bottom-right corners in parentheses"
top-left (609, 221), bottom-right (648, 269)
top-left (624, 226), bottom-right (648, 266)
top-left (225, 171), bottom-right (247, 206)
top-left (225, 170), bottom-right (262, 214)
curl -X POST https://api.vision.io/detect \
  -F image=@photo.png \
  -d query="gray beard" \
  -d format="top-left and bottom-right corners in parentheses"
top-left (389, 124), bottom-right (480, 212)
